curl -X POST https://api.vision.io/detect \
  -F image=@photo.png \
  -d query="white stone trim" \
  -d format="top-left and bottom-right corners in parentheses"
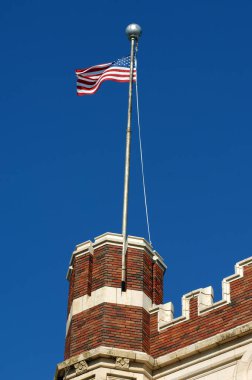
top-left (93, 233), bottom-right (153, 252)
top-left (154, 344), bottom-right (242, 379)
top-left (234, 343), bottom-right (252, 380)
top-left (66, 287), bottom-right (153, 335)
top-left (152, 256), bottom-right (252, 330)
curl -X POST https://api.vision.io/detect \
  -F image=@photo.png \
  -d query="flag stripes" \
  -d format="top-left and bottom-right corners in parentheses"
top-left (76, 56), bottom-right (136, 95)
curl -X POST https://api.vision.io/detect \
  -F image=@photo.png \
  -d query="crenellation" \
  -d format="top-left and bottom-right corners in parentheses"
top-left (158, 302), bottom-right (174, 327)
top-left (154, 257), bottom-right (252, 331)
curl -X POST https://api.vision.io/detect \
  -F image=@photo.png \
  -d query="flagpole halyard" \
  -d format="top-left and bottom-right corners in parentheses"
top-left (121, 23), bottom-right (142, 292)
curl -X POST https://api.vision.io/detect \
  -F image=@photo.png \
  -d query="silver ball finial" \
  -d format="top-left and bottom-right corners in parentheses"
top-left (125, 23), bottom-right (142, 40)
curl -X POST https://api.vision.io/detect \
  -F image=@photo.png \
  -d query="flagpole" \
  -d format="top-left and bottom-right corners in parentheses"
top-left (121, 23), bottom-right (142, 291)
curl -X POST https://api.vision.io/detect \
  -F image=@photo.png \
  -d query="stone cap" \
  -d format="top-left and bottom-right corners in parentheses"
top-left (66, 232), bottom-right (167, 279)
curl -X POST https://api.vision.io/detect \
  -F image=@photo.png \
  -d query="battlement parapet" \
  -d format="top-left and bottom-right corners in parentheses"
top-left (152, 256), bottom-right (252, 331)
top-left (150, 256), bottom-right (252, 358)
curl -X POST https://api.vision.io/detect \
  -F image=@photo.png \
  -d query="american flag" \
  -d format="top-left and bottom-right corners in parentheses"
top-left (76, 56), bottom-right (136, 95)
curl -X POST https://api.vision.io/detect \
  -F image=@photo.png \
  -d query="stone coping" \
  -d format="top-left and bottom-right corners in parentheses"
top-left (66, 232), bottom-right (167, 279)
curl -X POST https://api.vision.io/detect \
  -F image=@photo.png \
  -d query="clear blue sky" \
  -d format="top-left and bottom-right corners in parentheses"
top-left (1, 1), bottom-right (252, 379)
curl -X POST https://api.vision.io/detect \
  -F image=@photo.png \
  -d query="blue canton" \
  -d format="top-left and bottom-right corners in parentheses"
top-left (112, 56), bottom-right (135, 68)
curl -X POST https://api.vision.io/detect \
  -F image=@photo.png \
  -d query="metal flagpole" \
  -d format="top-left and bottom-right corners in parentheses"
top-left (121, 23), bottom-right (142, 291)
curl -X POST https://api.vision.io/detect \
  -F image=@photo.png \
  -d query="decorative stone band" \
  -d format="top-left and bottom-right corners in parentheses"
top-left (66, 232), bottom-right (167, 280)
top-left (150, 256), bottom-right (252, 331)
top-left (66, 287), bottom-right (153, 335)
top-left (55, 321), bottom-right (252, 380)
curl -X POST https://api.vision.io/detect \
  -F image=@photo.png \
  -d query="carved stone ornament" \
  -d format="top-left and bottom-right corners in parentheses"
top-left (115, 357), bottom-right (130, 369)
top-left (63, 365), bottom-right (70, 380)
top-left (74, 360), bottom-right (88, 375)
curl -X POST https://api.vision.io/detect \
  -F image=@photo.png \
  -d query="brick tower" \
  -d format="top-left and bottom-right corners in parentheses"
top-left (54, 232), bottom-right (252, 380)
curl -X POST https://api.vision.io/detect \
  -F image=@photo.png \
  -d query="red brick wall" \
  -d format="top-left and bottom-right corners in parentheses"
top-left (150, 264), bottom-right (252, 357)
top-left (65, 304), bottom-right (150, 359)
top-left (126, 247), bottom-right (155, 298)
top-left (67, 268), bottom-right (75, 315)
top-left (67, 252), bottom-right (93, 315)
top-left (152, 262), bottom-right (163, 305)
top-left (92, 245), bottom-right (121, 291)
top-left (67, 244), bottom-right (165, 315)
top-left (74, 253), bottom-right (93, 298)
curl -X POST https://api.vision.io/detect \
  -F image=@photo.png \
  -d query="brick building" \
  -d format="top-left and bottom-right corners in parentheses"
top-left (54, 232), bottom-right (252, 380)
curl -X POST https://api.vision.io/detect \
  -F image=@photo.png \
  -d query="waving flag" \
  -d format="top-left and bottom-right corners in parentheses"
top-left (76, 56), bottom-right (136, 96)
